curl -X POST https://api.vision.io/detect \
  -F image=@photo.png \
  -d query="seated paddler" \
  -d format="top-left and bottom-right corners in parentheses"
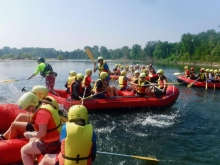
top-left (132, 73), bottom-right (151, 96)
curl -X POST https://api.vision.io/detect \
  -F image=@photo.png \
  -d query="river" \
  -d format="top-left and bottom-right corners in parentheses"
top-left (0, 60), bottom-right (220, 165)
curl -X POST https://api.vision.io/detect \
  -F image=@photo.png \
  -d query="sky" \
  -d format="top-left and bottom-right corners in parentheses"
top-left (0, 0), bottom-right (219, 52)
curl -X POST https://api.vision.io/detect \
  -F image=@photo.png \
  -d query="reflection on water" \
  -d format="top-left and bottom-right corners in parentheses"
top-left (1, 60), bottom-right (220, 165)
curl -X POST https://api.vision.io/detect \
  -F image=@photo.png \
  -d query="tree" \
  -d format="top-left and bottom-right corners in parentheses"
top-left (130, 44), bottom-right (142, 60)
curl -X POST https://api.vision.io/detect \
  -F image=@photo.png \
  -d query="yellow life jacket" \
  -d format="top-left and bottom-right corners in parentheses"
top-left (98, 61), bottom-right (107, 73)
top-left (118, 76), bottom-right (127, 88)
top-left (137, 80), bottom-right (147, 94)
top-left (67, 76), bottom-right (76, 88)
top-left (62, 123), bottom-right (93, 165)
top-left (31, 104), bottom-right (61, 141)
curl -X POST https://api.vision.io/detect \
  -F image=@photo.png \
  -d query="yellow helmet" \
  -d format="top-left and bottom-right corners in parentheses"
top-left (139, 73), bottom-right (146, 78)
top-left (184, 66), bottom-right (188, 69)
top-left (85, 69), bottom-right (92, 75)
top-left (69, 71), bottom-right (76, 76)
top-left (214, 69), bottom-right (218, 74)
top-left (121, 70), bottom-right (127, 76)
top-left (100, 72), bottom-right (108, 79)
top-left (210, 69), bottom-right (214, 73)
top-left (134, 70), bottom-right (140, 74)
top-left (97, 56), bottom-right (104, 61)
top-left (156, 69), bottom-right (164, 75)
top-left (31, 85), bottom-right (48, 100)
top-left (206, 69), bottom-right (210, 72)
top-left (76, 73), bottom-right (84, 81)
top-left (18, 92), bottom-right (39, 110)
top-left (68, 105), bottom-right (88, 123)
top-left (41, 96), bottom-right (59, 110)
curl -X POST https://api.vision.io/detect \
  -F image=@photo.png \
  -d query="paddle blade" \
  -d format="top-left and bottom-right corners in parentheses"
top-left (173, 72), bottom-right (183, 76)
top-left (187, 82), bottom-right (194, 88)
top-left (1, 79), bottom-right (20, 83)
top-left (85, 48), bottom-right (94, 62)
top-left (132, 155), bottom-right (159, 162)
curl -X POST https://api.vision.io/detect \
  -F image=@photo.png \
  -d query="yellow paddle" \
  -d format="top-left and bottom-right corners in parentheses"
top-left (97, 151), bottom-right (159, 162)
top-left (173, 72), bottom-right (184, 76)
top-left (85, 48), bottom-right (94, 62)
top-left (1, 77), bottom-right (42, 83)
top-left (187, 78), bottom-right (199, 88)
top-left (205, 80), bottom-right (208, 90)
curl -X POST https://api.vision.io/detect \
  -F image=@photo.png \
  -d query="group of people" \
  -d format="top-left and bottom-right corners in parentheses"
top-left (64, 56), bottom-right (168, 98)
top-left (0, 85), bottom-right (97, 165)
top-left (184, 66), bottom-right (220, 82)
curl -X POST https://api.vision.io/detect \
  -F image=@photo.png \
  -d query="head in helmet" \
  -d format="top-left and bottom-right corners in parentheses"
top-left (85, 69), bottom-right (92, 75)
top-left (139, 73), bottom-right (146, 78)
top-left (210, 69), bottom-right (214, 73)
top-left (121, 70), bottom-right (127, 76)
top-left (18, 92), bottom-right (39, 112)
top-left (200, 68), bottom-right (205, 73)
top-left (76, 73), bottom-right (84, 82)
top-left (100, 72), bottom-right (108, 80)
top-left (97, 56), bottom-right (104, 62)
top-left (205, 69), bottom-right (210, 73)
top-left (37, 57), bottom-right (45, 63)
top-left (69, 71), bottom-right (76, 77)
top-left (156, 69), bottom-right (164, 75)
top-left (214, 69), bottom-right (218, 74)
top-left (134, 70), bottom-right (140, 74)
top-left (120, 66), bottom-right (124, 70)
top-left (31, 85), bottom-right (48, 100)
top-left (68, 105), bottom-right (88, 125)
top-left (184, 66), bottom-right (188, 70)
top-left (41, 96), bottom-right (59, 110)
top-left (190, 67), bottom-right (194, 71)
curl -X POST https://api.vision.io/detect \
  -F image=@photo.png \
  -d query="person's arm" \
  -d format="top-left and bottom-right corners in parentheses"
top-left (93, 62), bottom-right (97, 72)
top-left (27, 64), bottom-right (41, 80)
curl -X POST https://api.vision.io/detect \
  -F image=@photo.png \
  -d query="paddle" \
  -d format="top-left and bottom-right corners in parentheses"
top-left (85, 48), bottom-right (94, 62)
top-left (187, 78), bottom-right (199, 88)
top-left (1, 77), bottom-right (42, 83)
top-left (81, 87), bottom-right (87, 105)
top-left (173, 72), bottom-right (184, 76)
top-left (97, 151), bottom-right (159, 162)
top-left (80, 90), bottom-right (106, 101)
top-left (130, 82), bottom-right (181, 87)
top-left (205, 80), bottom-right (208, 90)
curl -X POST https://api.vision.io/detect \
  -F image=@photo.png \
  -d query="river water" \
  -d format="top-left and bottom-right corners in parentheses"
top-left (0, 60), bottom-right (220, 165)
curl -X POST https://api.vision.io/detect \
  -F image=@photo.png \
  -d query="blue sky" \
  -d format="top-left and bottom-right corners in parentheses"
top-left (0, 0), bottom-right (219, 51)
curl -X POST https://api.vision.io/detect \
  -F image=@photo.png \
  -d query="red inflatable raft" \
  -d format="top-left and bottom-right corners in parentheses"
top-left (177, 75), bottom-right (220, 89)
top-left (0, 139), bottom-right (28, 164)
top-left (110, 74), bottom-right (159, 82)
top-left (48, 85), bottom-right (179, 112)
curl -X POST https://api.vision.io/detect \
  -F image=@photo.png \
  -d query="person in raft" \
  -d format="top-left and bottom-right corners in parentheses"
top-left (65, 71), bottom-right (77, 94)
top-left (82, 69), bottom-right (95, 96)
top-left (131, 73), bottom-right (151, 96)
top-left (70, 73), bottom-right (85, 101)
top-left (19, 92), bottom-right (61, 165)
top-left (150, 69), bottom-right (168, 97)
top-left (197, 68), bottom-right (206, 82)
top-left (184, 66), bottom-right (190, 78)
top-left (39, 105), bottom-right (97, 165)
top-left (93, 72), bottom-right (118, 98)
top-left (27, 57), bottom-right (58, 95)
top-left (118, 70), bottom-right (135, 93)
top-left (0, 85), bottom-right (49, 140)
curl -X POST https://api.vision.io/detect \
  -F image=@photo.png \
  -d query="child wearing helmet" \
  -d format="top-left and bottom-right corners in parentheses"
top-left (94, 56), bottom-right (111, 77)
top-left (93, 72), bottom-right (118, 98)
top-left (0, 86), bottom-right (49, 140)
top-left (27, 57), bottom-right (58, 95)
top-left (150, 69), bottom-right (168, 96)
top-left (132, 70), bottom-right (140, 82)
top-left (197, 68), bottom-right (206, 82)
top-left (65, 71), bottom-right (77, 94)
top-left (70, 73), bottom-right (84, 100)
top-left (16, 92), bottom-right (61, 165)
top-left (131, 73), bottom-right (151, 96)
top-left (184, 66), bottom-right (190, 78)
top-left (118, 70), bottom-right (135, 92)
top-left (82, 69), bottom-right (95, 96)
top-left (189, 67), bottom-right (197, 80)
top-left (39, 105), bottom-right (97, 165)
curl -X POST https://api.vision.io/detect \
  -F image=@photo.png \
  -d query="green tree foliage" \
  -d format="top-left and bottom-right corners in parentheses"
top-left (0, 29), bottom-right (220, 62)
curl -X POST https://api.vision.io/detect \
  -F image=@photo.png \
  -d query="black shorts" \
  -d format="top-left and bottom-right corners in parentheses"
top-left (26, 122), bottom-right (35, 132)
top-left (37, 140), bottom-right (61, 155)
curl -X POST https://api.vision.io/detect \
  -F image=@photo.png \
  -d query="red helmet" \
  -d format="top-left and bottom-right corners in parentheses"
top-left (142, 66), bottom-right (145, 69)
top-left (200, 68), bottom-right (204, 73)
top-left (190, 67), bottom-right (194, 71)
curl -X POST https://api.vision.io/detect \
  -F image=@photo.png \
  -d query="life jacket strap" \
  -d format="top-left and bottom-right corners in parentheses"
top-left (63, 154), bottom-right (91, 163)
top-left (47, 121), bottom-right (61, 132)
